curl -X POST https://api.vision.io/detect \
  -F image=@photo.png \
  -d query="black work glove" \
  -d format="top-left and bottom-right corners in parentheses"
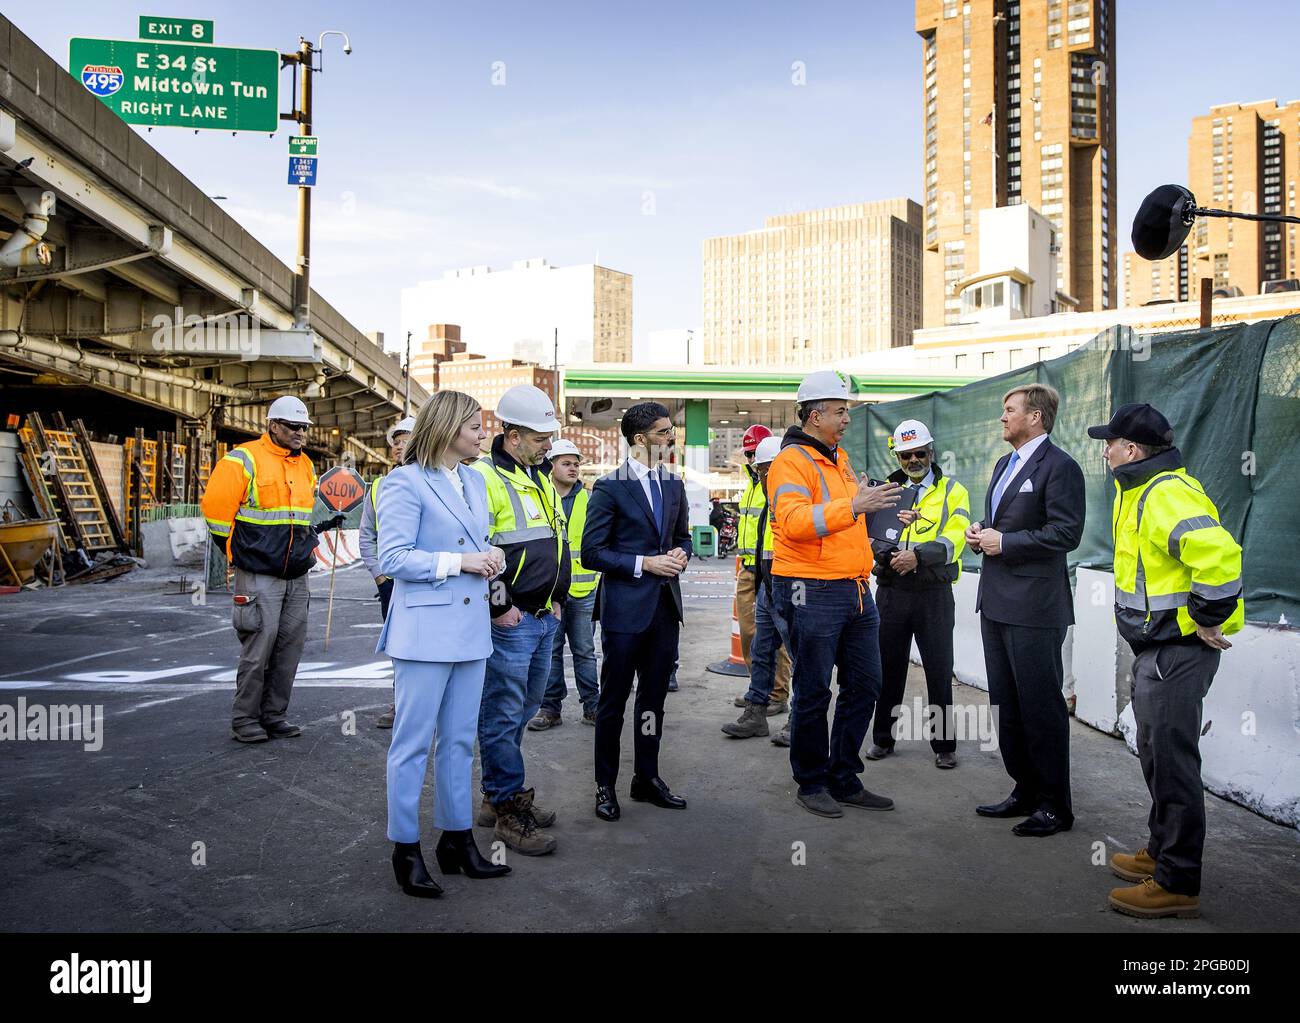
top-left (313, 513), bottom-right (347, 534)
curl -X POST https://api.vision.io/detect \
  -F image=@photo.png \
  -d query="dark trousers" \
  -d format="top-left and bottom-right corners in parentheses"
top-left (774, 577), bottom-right (882, 797)
top-left (1131, 641), bottom-right (1220, 896)
top-left (377, 577), bottom-right (394, 620)
top-left (594, 587), bottom-right (679, 788)
top-left (872, 585), bottom-right (956, 753)
top-left (980, 615), bottom-right (1072, 819)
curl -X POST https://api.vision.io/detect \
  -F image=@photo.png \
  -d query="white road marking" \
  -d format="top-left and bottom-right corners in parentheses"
top-left (0, 626), bottom-right (231, 678)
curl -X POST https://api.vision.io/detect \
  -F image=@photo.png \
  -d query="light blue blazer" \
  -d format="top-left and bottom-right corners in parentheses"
top-left (375, 462), bottom-right (494, 662)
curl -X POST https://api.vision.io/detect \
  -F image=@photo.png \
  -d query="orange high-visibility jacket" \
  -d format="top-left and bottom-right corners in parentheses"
top-left (768, 436), bottom-right (873, 580)
top-left (201, 433), bottom-right (319, 579)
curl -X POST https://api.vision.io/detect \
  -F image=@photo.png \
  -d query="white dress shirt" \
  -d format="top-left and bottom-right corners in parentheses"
top-left (623, 456), bottom-right (665, 579)
top-left (990, 433), bottom-right (1048, 522)
top-left (434, 463), bottom-right (468, 581)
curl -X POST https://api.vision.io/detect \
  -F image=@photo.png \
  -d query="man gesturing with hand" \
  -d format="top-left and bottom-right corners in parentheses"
top-left (581, 402), bottom-right (694, 822)
top-left (769, 371), bottom-right (902, 819)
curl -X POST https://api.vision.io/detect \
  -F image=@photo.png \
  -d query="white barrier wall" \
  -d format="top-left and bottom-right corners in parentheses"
top-left (928, 568), bottom-right (1299, 830)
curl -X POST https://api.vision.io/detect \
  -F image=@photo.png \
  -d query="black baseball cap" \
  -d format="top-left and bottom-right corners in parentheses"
top-left (1086, 403), bottom-right (1175, 446)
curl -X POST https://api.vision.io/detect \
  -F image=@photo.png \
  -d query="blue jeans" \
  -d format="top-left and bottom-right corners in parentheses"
top-left (479, 612), bottom-right (558, 804)
top-left (744, 582), bottom-right (791, 706)
top-left (774, 577), bottom-right (882, 797)
top-left (541, 591), bottom-right (598, 715)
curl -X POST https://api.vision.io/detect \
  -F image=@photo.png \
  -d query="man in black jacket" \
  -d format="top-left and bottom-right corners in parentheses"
top-left (966, 384), bottom-right (1085, 837)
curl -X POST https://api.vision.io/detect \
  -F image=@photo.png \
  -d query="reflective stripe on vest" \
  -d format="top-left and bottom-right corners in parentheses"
top-left (791, 446), bottom-right (833, 537)
top-left (488, 463), bottom-right (558, 544)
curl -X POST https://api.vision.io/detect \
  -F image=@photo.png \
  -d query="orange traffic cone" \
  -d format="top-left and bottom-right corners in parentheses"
top-left (707, 558), bottom-right (750, 677)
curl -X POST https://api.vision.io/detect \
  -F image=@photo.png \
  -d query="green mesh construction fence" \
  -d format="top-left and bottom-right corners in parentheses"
top-left (843, 314), bottom-right (1300, 626)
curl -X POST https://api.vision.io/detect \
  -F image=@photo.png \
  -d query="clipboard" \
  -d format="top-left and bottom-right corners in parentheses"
top-left (865, 483), bottom-right (919, 548)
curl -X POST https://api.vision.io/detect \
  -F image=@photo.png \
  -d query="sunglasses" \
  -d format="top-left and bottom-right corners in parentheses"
top-left (897, 449), bottom-right (930, 462)
top-left (275, 420), bottom-right (311, 433)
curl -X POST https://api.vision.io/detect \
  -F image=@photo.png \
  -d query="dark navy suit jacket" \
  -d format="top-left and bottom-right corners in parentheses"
top-left (581, 464), bottom-right (692, 633)
top-left (975, 435), bottom-right (1085, 629)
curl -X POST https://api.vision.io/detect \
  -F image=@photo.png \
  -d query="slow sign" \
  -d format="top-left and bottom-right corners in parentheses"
top-left (317, 466), bottom-right (366, 515)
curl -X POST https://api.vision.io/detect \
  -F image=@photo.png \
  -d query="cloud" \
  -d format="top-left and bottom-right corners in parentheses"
top-left (424, 175), bottom-right (539, 200)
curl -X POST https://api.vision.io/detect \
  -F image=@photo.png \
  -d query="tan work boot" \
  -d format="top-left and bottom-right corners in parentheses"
top-left (721, 702), bottom-right (770, 738)
top-left (765, 700), bottom-right (788, 717)
top-left (1108, 878), bottom-right (1200, 919)
top-left (376, 705), bottom-right (395, 729)
top-left (1110, 846), bottom-right (1157, 882)
top-left (478, 793), bottom-right (556, 828)
top-left (494, 789), bottom-right (557, 856)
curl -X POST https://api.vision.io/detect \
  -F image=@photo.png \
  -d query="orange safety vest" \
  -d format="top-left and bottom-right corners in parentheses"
top-left (768, 439), bottom-right (873, 581)
top-left (201, 433), bottom-right (318, 579)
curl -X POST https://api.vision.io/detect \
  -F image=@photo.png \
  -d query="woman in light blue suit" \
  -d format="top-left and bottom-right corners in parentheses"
top-left (378, 390), bottom-right (510, 897)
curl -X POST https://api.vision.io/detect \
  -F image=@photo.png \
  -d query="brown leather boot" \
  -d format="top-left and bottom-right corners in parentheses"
top-left (478, 792), bottom-right (556, 828)
top-left (1108, 878), bottom-right (1200, 919)
top-left (1110, 846), bottom-right (1156, 882)
top-left (493, 789), bottom-right (557, 856)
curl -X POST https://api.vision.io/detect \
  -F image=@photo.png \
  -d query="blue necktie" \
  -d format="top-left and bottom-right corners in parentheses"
top-left (648, 471), bottom-right (664, 534)
top-left (990, 451), bottom-right (1020, 518)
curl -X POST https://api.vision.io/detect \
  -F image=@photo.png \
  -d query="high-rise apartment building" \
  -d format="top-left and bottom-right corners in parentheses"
top-left (1188, 99), bottom-right (1300, 295)
top-left (701, 199), bottom-right (923, 368)
top-left (916, 0), bottom-right (1117, 326)
top-left (400, 259), bottom-right (632, 367)
top-left (1121, 248), bottom-right (1188, 308)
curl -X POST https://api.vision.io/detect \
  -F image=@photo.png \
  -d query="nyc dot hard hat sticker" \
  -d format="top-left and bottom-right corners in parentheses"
top-left (82, 64), bottom-right (125, 96)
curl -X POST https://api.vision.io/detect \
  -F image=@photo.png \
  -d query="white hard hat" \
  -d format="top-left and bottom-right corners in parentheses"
top-left (891, 419), bottom-right (934, 451)
top-left (496, 385), bottom-right (559, 434)
top-left (754, 436), bottom-right (782, 465)
top-left (796, 370), bottom-right (851, 404)
top-left (267, 395), bottom-right (312, 425)
top-left (386, 415), bottom-right (417, 446)
top-left (548, 439), bottom-right (581, 460)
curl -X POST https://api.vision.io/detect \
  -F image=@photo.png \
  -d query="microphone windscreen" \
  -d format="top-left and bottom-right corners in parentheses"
top-left (1132, 184), bottom-right (1196, 261)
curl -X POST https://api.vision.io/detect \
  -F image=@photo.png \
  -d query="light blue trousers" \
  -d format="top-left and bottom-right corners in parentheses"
top-left (386, 657), bottom-right (486, 842)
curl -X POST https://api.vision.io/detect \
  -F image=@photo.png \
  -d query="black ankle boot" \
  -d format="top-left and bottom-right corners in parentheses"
top-left (435, 829), bottom-right (512, 879)
top-left (392, 841), bottom-right (443, 898)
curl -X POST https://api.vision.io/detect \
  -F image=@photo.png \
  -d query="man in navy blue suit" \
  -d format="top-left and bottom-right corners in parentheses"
top-left (966, 383), bottom-right (1085, 838)
top-left (581, 402), bottom-right (693, 822)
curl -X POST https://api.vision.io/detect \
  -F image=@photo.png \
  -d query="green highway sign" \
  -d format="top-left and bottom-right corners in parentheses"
top-left (69, 36), bottom-right (280, 132)
top-left (138, 16), bottom-right (214, 44)
top-left (288, 135), bottom-right (318, 157)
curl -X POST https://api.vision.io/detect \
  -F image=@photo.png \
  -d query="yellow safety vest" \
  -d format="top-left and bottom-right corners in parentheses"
top-left (737, 466), bottom-right (767, 567)
top-left (470, 455), bottom-right (567, 610)
top-left (1112, 466), bottom-right (1244, 646)
top-left (896, 475), bottom-right (971, 580)
top-left (562, 484), bottom-right (598, 598)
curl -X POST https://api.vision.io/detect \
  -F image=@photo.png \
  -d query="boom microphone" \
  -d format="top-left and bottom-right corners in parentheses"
top-left (1132, 183), bottom-right (1300, 262)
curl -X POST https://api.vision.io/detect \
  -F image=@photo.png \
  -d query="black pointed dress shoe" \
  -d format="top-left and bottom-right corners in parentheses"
top-left (975, 794), bottom-right (1037, 818)
top-left (1012, 809), bottom-right (1073, 837)
top-left (595, 785), bottom-right (621, 822)
top-left (392, 842), bottom-right (443, 898)
top-left (629, 775), bottom-right (687, 809)
top-left (435, 829), bottom-right (511, 879)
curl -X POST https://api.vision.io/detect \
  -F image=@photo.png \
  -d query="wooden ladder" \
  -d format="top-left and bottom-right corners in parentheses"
top-left (19, 414), bottom-right (121, 553)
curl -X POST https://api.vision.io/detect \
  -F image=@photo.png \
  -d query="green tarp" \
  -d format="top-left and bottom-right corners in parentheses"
top-left (843, 315), bottom-right (1300, 625)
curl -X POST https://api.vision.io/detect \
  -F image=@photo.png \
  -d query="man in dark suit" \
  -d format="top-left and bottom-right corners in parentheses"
top-left (965, 383), bottom-right (1085, 837)
top-left (581, 402), bottom-right (693, 822)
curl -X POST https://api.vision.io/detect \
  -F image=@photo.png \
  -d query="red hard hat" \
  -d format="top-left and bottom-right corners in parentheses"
top-left (741, 424), bottom-right (773, 453)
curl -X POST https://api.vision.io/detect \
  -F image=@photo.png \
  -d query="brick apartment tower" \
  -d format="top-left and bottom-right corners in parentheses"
top-left (916, 0), bottom-right (1117, 326)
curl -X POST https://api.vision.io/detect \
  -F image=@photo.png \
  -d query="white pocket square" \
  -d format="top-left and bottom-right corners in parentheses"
top-left (1018, 478), bottom-right (1034, 494)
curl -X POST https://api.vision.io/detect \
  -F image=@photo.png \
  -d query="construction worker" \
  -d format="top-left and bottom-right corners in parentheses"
top-left (528, 438), bottom-right (600, 730)
top-left (201, 395), bottom-right (344, 743)
top-left (359, 414), bottom-right (415, 729)
top-left (768, 370), bottom-right (901, 818)
top-left (731, 423), bottom-right (793, 718)
top-left (865, 420), bottom-right (970, 769)
top-left (470, 385), bottom-right (570, 856)
top-left (723, 435), bottom-right (792, 739)
top-left (1087, 404), bottom-right (1244, 920)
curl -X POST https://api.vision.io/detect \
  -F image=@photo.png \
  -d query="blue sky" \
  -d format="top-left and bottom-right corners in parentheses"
top-left (23, 1), bottom-right (1300, 354)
